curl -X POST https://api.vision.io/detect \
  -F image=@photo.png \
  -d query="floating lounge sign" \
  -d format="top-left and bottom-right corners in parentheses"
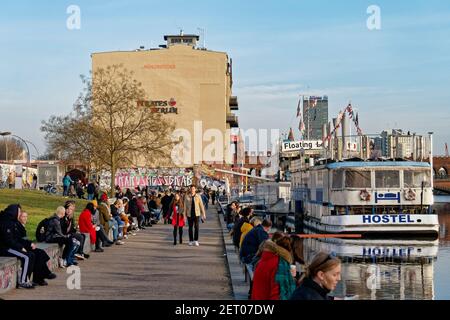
top-left (137, 98), bottom-right (178, 114)
top-left (282, 140), bottom-right (323, 152)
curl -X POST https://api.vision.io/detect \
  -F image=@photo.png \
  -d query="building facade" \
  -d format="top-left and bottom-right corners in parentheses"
top-left (91, 33), bottom-right (239, 169)
top-left (303, 95), bottom-right (328, 140)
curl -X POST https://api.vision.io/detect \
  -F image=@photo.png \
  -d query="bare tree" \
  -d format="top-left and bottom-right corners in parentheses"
top-left (0, 138), bottom-right (27, 161)
top-left (42, 64), bottom-right (176, 194)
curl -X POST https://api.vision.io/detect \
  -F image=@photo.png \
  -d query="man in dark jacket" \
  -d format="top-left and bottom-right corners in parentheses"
top-left (239, 219), bottom-right (271, 264)
top-left (45, 206), bottom-right (80, 267)
top-left (232, 207), bottom-right (253, 249)
top-left (87, 182), bottom-right (95, 200)
top-left (0, 204), bottom-right (35, 288)
top-left (61, 200), bottom-right (89, 259)
top-left (128, 196), bottom-right (144, 230)
top-left (161, 190), bottom-right (173, 224)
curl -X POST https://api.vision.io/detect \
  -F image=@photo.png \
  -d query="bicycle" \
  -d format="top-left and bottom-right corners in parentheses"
top-left (0, 180), bottom-right (9, 189)
top-left (43, 182), bottom-right (58, 194)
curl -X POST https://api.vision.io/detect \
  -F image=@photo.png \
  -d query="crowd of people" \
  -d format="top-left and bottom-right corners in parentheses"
top-left (225, 200), bottom-right (342, 301)
top-left (1, 180), bottom-right (341, 299)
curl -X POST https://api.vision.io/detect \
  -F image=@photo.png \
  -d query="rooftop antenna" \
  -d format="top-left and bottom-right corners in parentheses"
top-left (197, 27), bottom-right (206, 49)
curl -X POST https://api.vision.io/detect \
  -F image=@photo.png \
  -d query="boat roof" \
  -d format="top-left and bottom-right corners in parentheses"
top-left (325, 161), bottom-right (431, 170)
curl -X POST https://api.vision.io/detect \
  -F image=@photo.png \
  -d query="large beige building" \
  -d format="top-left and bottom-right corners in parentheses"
top-left (91, 33), bottom-right (239, 168)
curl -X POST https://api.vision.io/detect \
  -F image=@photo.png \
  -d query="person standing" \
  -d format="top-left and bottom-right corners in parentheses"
top-left (32, 174), bottom-right (38, 189)
top-left (62, 174), bottom-right (73, 197)
top-left (211, 190), bottom-right (216, 205)
top-left (7, 171), bottom-right (15, 189)
top-left (183, 185), bottom-right (206, 246)
top-left (161, 190), bottom-right (173, 224)
top-left (170, 193), bottom-right (185, 245)
top-left (86, 181), bottom-right (95, 200)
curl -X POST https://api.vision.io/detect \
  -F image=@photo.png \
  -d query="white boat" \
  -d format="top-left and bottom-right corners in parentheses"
top-left (295, 160), bottom-right (439, 238)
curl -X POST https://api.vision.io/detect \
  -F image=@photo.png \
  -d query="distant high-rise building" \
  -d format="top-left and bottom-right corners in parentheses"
top-left (303, 96), bottom-right (328, 140)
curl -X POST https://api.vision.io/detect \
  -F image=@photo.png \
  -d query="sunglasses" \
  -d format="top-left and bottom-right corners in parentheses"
top-left (317, 252), bottom-right (337, 268)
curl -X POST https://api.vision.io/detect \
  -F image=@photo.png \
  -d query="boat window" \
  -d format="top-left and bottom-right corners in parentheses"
top-left (345, 170), bottom-right (371, 188)
top-left (404, 170), bottom-right (431, 188)
top-left (375, 170), bottom-right (400, 188)
top-left (317, 171), bottom-right (323, 185)
top-left (332, 170), bottom-right (344, 189)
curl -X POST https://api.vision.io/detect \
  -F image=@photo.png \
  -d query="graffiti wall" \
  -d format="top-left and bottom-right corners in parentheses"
top-left (0, 164), bottom-right (37, 188)
top-left (96, 167), bottom-right (227, 192)
top-left (0, 258), bottom-right (19, 294)
top-left (99, 168), bottom-right (194, 190)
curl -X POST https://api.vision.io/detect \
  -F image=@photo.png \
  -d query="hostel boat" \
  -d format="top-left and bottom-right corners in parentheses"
top-left (297, 159), bottom-right (439, 238)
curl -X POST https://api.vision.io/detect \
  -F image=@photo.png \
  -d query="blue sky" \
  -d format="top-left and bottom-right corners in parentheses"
top-left (0, 0), bottom-right (449, 157)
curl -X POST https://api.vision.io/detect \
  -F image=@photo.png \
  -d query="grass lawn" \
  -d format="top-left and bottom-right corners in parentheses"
top-left (0, 189), bottom-right (89, 241)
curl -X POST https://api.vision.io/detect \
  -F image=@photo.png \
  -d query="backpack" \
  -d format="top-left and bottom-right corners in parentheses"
top-left (36, 218), bottom-right (50, 242)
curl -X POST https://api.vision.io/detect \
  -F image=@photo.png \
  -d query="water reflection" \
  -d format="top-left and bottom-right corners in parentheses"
top-left (298, 199), bottom-right (450, 300)
top-left (302, 238), bottom-right (438, 300)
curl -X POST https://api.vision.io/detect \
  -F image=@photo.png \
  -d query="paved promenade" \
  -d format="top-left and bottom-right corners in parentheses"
top-left (1, 208), bottom-right (233, 300)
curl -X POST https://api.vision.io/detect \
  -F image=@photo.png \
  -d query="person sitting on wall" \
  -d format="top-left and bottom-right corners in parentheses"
top-left (91, 200), bottom-right (114, 249)
top-left (16, 210), bottom-right (57, 286)
top-left (98, 193), bottom-right (124, 245)
top-left (0, 204), bottom-right (56, 288)
top-left (61, 200), bottom-right (89, 260)
top-left (45, 206), bottom-right (80, 267)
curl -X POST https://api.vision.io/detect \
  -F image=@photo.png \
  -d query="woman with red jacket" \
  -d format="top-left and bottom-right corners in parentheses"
top-left (78, 203), bottom-right (97, 251)
top-left (170, 193), bottom-right (185, 245)
top-left (251, 236), bottom-right (296, 300)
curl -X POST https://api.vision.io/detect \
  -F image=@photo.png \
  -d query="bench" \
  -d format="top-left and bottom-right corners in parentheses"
top-left (36, 243), bottom-right (64, 272)
top-left (0, 257), bottom-right (20, 295)
top-left (81, 233), bottom-right (92, 254)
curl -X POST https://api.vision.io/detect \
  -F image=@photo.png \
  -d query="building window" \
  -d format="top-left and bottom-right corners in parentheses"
top-left (375, 170), bottom-right (400, 188)
top-left (345, 170), bottom-right (371, 188)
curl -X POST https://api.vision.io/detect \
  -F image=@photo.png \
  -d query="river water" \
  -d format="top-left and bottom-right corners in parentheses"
top-left (301, 196), bottom-right (450, 300)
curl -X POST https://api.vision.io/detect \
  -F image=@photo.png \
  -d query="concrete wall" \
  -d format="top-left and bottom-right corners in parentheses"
top-left (0, 257), bottom-right (19, 295)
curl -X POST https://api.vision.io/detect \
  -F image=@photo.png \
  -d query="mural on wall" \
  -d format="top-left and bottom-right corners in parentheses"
top-left (99, 168), bottom-right (194, 189)
top-left (0, 164), bottom-right (37, 188)
top-left (199, 176), bottom-right (226, 192)
top-left (0, 263), bottom-right (17, 293)
top-left (96, 166), bottom-right (226, 191)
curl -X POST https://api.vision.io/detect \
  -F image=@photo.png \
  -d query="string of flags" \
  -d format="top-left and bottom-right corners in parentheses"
top-left (322, 103), bottom-right (363, 143)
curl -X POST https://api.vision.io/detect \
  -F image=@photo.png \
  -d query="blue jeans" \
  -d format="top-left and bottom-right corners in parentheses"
top-left (63, 185), bottom-right (69, 196)
top-left (151, 209), bottom-right (161, 220)
top-left (108, 219), bottom-right (119, 241)
top-left (114, 216), bottom-right (125, 237)
top-left (87, 193), bottom-right (94, 200)
top-left (66, 238), bottom-right (80, 265)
